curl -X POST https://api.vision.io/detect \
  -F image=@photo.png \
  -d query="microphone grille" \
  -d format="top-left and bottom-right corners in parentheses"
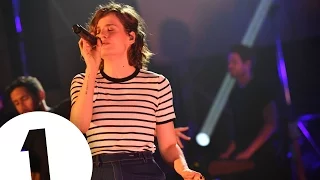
top-left (72, 24), bottom-right (82, 34)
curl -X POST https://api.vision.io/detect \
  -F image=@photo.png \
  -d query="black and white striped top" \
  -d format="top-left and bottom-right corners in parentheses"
top-left (70, 68), bottom-right (176, 156)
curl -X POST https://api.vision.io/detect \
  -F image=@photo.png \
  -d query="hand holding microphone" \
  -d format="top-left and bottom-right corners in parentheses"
top-left (72, 24), bottom-right (102, 72)
top-left (72, 24), bottom-right (98, 46)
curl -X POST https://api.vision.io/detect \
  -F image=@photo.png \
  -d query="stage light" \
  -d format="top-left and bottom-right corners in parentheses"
top-left (196, 132), bottom-right (210, 147)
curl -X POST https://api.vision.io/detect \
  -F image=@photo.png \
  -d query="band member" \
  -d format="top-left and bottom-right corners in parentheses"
top-left (5, 76), bottom-right (51, 180)
top-left (70, 2), bottom-right (203, 179)
top-left (220, 44), bottom-right (279, 179)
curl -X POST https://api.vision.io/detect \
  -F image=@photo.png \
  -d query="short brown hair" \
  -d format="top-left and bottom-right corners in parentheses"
top-left (230, 44), bottom-right (253, 62)
top-left (87, 1), bottom-right (153, 70)
top-left (5, 76), bottom-right (44, 100)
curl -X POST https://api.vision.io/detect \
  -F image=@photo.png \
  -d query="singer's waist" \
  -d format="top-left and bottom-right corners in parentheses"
top-left (90, 143), bottom-right (156, 156)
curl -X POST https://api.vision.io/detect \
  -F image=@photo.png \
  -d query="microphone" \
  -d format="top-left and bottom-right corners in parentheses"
top-left (72, 24), bottom-right (98, 46)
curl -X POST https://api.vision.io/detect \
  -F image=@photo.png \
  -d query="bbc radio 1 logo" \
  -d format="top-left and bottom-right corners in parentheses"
top-left (0, 111), bottom-right (92, 180)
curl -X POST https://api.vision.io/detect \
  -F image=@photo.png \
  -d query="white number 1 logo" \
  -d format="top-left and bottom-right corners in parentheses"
top-left (0, 111), bottom-right (92, 180)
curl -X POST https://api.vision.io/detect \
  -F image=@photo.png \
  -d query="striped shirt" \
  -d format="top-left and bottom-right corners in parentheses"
top-left (70, 68), bottom-right (176, 156)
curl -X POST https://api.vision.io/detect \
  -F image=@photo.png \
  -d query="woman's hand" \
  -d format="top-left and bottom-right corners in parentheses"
top-left (177, 168), bottom-right (205, 180)
top-left (78, 37), bottom-right (102, 72)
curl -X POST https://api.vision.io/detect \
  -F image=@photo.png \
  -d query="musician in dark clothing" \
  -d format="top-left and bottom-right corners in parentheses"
top-left (5, 76), bottom-right (52, 180)
top-left (219, 45), bottom-right (279, 179)
top-left (51, 98), bottom-right (71, 120)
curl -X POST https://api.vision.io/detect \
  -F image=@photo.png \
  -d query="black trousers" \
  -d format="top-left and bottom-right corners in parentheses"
top-left (91, 151), bottom-right (166, 180)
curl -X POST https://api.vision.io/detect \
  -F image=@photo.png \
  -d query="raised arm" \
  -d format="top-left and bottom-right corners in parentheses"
top-left (69, 38), bottom-right (102, 133)
top-left (70, 71), bottom-right (97, 133)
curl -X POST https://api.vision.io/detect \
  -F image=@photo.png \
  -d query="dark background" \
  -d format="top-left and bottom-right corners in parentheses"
top-left (1, 0), bottom-right (320, 179)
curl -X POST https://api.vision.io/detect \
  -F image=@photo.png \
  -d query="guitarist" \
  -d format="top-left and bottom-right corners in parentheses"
top-left (220, 45), bottom-right (279, 179)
